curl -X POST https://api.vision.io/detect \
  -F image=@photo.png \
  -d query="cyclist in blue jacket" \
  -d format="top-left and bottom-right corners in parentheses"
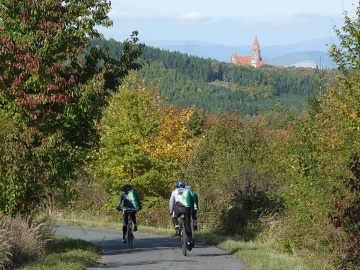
top-left (169, 181), bottom-right (198, 249)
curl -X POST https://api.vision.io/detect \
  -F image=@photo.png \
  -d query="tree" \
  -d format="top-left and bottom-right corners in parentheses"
top-left (179, 112), bottom-right (278, 235)
top-left (270, 4), bottom-right (360, 268)
top-left (91, 73), bottom-right (194, 212)
top-left (326, 4), bottom-right (360, 268)
top-left (0, 0), bottom-right (145, 214)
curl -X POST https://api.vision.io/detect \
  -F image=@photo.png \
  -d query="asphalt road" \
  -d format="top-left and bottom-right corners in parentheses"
top-left (54, 225), bottom-right (248, 270)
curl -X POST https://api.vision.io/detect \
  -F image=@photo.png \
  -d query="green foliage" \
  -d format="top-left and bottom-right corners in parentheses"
top-left (90, 38), bottom-right (330, 115)
top-left (180, 112), bottom-right (281, 236)
top-left (329, 7), bottom-right (360, 88)
top-left (137, 59), bottom-right (322, 115)
top-left (0, 1), bottom-right (144, 215)
top-left (271, 112), bottom-right (345, 253)
top-left (91, 74), bottom-right (194, 210)
top-left (267, 5), bottom-right (360, 266)
top-left (0, 110), bottom-right (42, 213)
top-left (93, 74), bottom-right (160, 197)
top-left (324, 5), bottom-right (360, 269)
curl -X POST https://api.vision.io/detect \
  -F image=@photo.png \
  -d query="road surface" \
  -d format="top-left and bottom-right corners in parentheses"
top-left (54, 225), bottom-right (248, 270)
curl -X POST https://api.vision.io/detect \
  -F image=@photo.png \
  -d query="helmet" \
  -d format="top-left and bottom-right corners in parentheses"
top-left (176, 181), bottom-right (185, 188)
top-left (123, 184), bottom-right (132, 192)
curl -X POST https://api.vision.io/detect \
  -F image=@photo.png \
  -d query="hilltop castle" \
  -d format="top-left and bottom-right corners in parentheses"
top-left (230, 36), bottom-right (267, 68)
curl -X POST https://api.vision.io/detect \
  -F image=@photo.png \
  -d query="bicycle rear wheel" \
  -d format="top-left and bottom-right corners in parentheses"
top-left (127, 224), bottom-right (133, 249)
top-left (181, 222), bottom-right (187, 256)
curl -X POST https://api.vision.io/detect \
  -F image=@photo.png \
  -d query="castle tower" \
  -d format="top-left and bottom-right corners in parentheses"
top-left (230, 52), bottom-right (239, 64)
top-left (251, 36), bottom-right (262, 67)
top-left (230, 36), bottom-right (266, 68)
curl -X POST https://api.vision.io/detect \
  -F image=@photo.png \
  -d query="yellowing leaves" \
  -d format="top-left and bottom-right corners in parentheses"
top-left (92, 73), bottom-right (195, 197)
top-left (141, 104), bottom-right (194, 162)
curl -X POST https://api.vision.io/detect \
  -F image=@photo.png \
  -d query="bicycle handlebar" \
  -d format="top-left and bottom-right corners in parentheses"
top-left (123, 209), bottom-right (137, 213)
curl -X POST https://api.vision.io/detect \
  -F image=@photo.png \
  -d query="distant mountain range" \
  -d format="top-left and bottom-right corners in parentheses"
top-left (144, 37), bottom-right (338, 69)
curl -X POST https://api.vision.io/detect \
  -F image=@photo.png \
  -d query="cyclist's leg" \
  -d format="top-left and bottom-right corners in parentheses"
top-left (172, 206), bottom-right (181, 235)
top-left (172, 215), bottom-right (179, 226)
top-left (184, 207), bottom-right (194, 250)
top-left (192, 209), bottom-right (198, 230)
top-left (130, 212), bottom-right (137, 231)
top-left (184, 207), bottom-right (192, 238)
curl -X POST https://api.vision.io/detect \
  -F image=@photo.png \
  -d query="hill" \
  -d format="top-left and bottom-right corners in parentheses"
top-left (91, 38), bottom-right (335, 115)
top-left (144, 37), bottom-right (337, 68)
top-left (267, 51), bottom-right (335, 68)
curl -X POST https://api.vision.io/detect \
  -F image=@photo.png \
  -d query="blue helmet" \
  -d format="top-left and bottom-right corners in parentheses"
top-left (176, 181), bottom-right (185, 188)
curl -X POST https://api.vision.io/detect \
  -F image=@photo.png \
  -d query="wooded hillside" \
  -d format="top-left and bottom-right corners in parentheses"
top-left (91, 38), bottom-right (335, 115)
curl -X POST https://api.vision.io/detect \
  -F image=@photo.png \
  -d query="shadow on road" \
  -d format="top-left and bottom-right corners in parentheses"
top-left (92, 234), bottom-right (210, 254)
top-left (55, 225), bottom-right (248, 270)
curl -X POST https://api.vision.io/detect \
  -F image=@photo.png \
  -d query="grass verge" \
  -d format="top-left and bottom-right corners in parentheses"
top-left (18, 236), bottom-right (100, 270)
top-left (195, 232), bottom-right (332, 270)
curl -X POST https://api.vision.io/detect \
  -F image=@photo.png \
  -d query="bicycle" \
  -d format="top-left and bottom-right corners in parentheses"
top-left (125, 210), bottom-right (136, 249)
top-left (178, 213), bottom-right (194, 256)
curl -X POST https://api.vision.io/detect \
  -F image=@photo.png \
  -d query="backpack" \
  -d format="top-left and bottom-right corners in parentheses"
top-left (127, 190), bottom-right (142, 210)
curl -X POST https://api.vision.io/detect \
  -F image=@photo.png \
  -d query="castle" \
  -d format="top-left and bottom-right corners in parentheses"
top-left (230, 36), bottom-right (267, 68)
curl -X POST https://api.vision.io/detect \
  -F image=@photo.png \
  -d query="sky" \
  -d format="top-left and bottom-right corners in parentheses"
top-left (98, 0), bottom-right (358, 47)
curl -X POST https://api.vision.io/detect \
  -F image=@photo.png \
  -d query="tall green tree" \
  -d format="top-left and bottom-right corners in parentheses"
top-left (91, 73), bottom-right (194, 211)
top-left (0, 0), bottom-right (144, 214)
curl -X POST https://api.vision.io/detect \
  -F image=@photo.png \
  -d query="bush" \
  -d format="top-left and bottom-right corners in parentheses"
top-left (0, 227), bottom-right (12, 269)
top-left (0, 215), bottom-right (53, 269)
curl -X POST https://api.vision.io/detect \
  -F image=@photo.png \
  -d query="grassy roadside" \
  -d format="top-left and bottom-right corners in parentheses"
top-left (51, 213), bottom-right (330, 270)
top-left (18, 236), bottom-right (100, 270)
top-left (0, 215), bottom-right (99, 270)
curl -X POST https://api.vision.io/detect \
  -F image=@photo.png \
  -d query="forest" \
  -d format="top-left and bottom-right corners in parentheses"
top-left (1, 1), bottom-right (360, 269)
top-left (91, 37), bottom-right (335, 115)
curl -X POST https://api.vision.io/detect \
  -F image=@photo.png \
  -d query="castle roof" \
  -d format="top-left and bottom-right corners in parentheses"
top-left (230, 36), bottom-right (266, 68)
top-left (253, 36), bottom-right (259, 46)
top-left (230, 54), bottom-right (267, 67)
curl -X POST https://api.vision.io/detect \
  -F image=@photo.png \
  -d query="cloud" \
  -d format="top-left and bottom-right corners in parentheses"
top-left (181, 11), bottom-right (203, 20)
top-left (99, 1), bottom-right (349, 47)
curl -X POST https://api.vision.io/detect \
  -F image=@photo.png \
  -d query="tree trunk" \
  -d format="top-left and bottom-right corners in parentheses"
top-left (48, 192), bottom-right (53, 215)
